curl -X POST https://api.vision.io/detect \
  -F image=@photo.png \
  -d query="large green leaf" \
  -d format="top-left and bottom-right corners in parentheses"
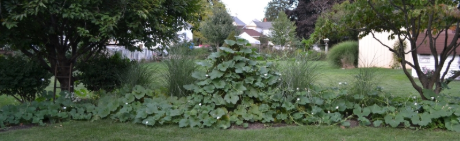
top-left (192, 71), bottom-right (207, 80)
top-left (209, 70), bottom-right (224, 79)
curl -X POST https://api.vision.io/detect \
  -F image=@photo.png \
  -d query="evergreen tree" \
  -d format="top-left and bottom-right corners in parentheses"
top-left (269, 11), bottom-right (298, 49)
top-left (200, 8), bottom-right (237, 52)
top-left (264, 0), bottom-right (296, 21)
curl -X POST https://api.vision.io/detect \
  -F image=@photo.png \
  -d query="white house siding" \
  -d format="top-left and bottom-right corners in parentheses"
top-left (239, 32), bottom-right (260, 45)
top-left (411, 55), bottom-right (460, 79)
top-left (358, 31), bottom-right (413, 68)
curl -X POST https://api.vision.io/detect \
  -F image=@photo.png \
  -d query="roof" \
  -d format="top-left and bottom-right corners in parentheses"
top-left (232, 16), bottom-right (246, 26)
top-left (240, 29), bottom-right (261, 37)
top-left (254, 21), bottom-right (272, 30)
top-left (416, 29), bottom-right (460, 55)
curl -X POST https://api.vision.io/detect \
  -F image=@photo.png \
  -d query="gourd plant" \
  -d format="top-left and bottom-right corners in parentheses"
top-left (182, 38), bottom-right (281, 128)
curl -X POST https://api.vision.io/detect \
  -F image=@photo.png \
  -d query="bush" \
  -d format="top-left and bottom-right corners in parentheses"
top-left (76, 53), bottom-right (132, 92)
top-left (0, 56), bottom-right (52, 103)
top-left (307, 50), bottom-right (326, 61)
top-left (327, 41), bottom-right (358, 68)
top-left (161, 42), bottom-right (199, 97)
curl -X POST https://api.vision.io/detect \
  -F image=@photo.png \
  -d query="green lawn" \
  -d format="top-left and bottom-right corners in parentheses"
top-left (313, 61), bottom-right (460, 97)
top-left (0, 120), bottom-right (459, 141)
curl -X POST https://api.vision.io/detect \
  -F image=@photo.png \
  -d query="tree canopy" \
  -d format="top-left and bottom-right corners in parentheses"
top-left (285, 0), bottom-right (346, 39)
top-left (0, 0), bottom-right (202, 91)
top-left (200, 7), bottom-right (236, 51)
top-left (341, 0), bottom-right (460, 99)
top-left (264, 0), bottom-right (296, 21)
top-left (269, 11), bottom-right (298, 49)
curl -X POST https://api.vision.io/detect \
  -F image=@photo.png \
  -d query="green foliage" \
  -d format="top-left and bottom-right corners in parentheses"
top-left (162, 43), bottom-right (199, 97)
top-left (269, 11), bottom-right (298, 48)
top-left (117, 62), bottom-right (156, 89)
top-left (200, 7), bottom-right (237, 51)
top-left (0, 0), bottom-right (201, 91)
top-left (348, 68), bottom-right (386, 106)
top-left (307, 50), bottom-right (327, 61)
top-left (327, 41), bottom-right (358, 68)
top-left (276, 56), bottom-right (320, 91)
top-left (76, 53), bottom-right (132, 92)
top-left (303, 1), bottom-right (359, 48)
top-left (264, 0), bottom-right (292, 21)
top-left (0, 56), bottom-right (52, 103)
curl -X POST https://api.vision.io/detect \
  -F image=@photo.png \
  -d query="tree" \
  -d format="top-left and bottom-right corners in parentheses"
top-left (303, 0), bottom-right (359, 49)
top-left (285, 0), bottom-right (346, 39)
top-left (200, 7), bottom-right (236, 51)
top-left (342, 0), bottom-right (460, 99)
top-left (269, 11), bottom-right (298, 49)
top-left (0, 0), bottom-right (201, 91)
top-left (264, 0), bottom-right (296, 21)
top-left (193, 0), bottom-right (226, 45)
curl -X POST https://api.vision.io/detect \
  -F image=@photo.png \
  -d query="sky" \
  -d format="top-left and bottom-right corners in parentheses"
top-left (221, 0), bottom-right (272, 24)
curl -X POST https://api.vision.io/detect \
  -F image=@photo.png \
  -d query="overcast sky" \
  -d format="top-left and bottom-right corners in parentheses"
top-left (221, 0), bottom-right (271, 24)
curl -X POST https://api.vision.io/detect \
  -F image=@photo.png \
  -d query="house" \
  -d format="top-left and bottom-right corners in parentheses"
top-left (411, 29), bottom-right (460, 79)
top-left (106, 23), bottom-right (193, 61)
top-left (239, 29), bottom-right (261, 45)
top-left (358, 31), bottom-right (413, 68)
top-left (231, 17), bottom-right (273, 46)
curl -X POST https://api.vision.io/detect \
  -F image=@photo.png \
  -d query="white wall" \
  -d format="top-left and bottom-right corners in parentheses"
top-left (411, 55), bottom-right (460, 79)
top-left (358, 31), bottom-right (413, 68)
top-left (239, 32), bottom-right (260, 45)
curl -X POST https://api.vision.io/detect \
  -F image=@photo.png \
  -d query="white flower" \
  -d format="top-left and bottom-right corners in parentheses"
top-left (297, 98), bottom-right (300, 101)
top-left (311, 112), bottom-right (314, 115)
top-left (264, 74), bottom-right (267, 76)
top-left (339, 82), bottom-right (342, 85)
top-left (414, 103), bottom-right (417, 106)
top-left (199, 103), bottom-right (202, 106)
top-left (146, 121), bottom-right (149, 124)
top-left (431, 97), bottom-right (434, 100)
top-left (125, 103), bottom-right (128, 105)
top-left (413, 96), bottom-right (416, 99)
top-left (416, 111), bottom-right (418, 113)
top-left (336, 106), bottom-right (339, 109)
top-left (41, 78), bottom-right (45, 81)
top-left (296, 88), bottom-right (299, 91)
top-left (206, 74), bottom-right (209, 77)
top-left (278, 79), bottom-right (281, 81)
top-left (217, 116), bottom-right (221, 119)
top-left (328, 111), bottom-right (330, 113)
top-left (63, 107), bottom-right (67, 110)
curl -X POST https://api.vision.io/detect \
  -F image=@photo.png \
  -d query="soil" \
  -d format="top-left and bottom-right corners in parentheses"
top-left (0, 123), bottom-right (37, 132)
top-left (231, 122), bottom-right (293, 130)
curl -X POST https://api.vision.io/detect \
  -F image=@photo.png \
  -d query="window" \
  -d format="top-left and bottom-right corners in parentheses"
top-left (419, 55), bottom-right (430, 63)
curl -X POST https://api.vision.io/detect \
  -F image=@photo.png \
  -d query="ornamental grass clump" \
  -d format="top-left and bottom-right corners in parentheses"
top-left (327, 41), bottom-right (358, 68)
top-left (161, 42), bottom-right (198, 97)
top-left (277, 56), bottom-right (320, 91)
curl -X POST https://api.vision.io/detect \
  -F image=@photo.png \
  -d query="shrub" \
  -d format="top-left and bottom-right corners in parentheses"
top-left (307, 50), bottom-right (326, 61)
top-left (162, 43), bottom-right (198, 97)
top-left (327, 41), bottom-right (358, 68)
top-left (0, 56), bottom-right (52, 103)
top-left (76, 53), bottom-right (132, 92)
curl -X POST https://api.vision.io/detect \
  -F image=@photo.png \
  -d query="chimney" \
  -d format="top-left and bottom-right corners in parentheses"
top-left (264, 18), bottom-right (267, 22)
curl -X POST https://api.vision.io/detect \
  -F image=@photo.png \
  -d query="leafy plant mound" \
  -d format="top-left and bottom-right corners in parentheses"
top-left (76, 53), bottom-right (132, 92)
top-left (327, 41), bottom-right (358, 68)
top-left (0, 55), bottom-right (52, 103)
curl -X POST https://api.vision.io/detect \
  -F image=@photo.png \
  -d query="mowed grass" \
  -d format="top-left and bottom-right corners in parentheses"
top-left (313, 61), bottom-right (460, 97)
top-left (1, 120), bottom-right (459, 141)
